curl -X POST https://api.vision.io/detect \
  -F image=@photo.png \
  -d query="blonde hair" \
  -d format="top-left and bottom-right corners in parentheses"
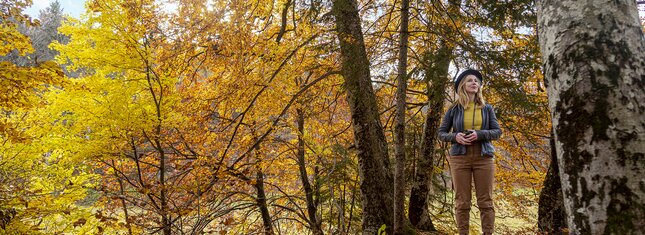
top-left (454, 75), bottom-right (485, 109)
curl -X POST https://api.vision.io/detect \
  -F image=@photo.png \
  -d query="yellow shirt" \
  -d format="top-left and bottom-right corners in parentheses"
top-left (463, 102), bottom-right (482, 130)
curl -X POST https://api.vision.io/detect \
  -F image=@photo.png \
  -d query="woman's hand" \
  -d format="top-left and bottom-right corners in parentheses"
top-left (464, 130), bottom-right (478, 142)
top-left (456, 132), bottom-right (472, 145)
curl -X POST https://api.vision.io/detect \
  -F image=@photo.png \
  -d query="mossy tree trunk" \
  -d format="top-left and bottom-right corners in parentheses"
top-left (537, 0), bottom-right (645, 233)
top-left (408, 0), bottom-right (460, 230)
top-left (331, 0), bottom-right (394, 234)
top-left (407, 46), bottom-right (451, 231)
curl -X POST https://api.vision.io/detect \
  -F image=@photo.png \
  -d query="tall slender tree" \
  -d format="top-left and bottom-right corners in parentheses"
top-left (393, 0), bottom-right (410, 233)
top-left (408, 46), bottom-right (451, 231)
top-left (407, 0), bottom-right (462, 230)
top-left (295, 107), bottom-right (324, 235)
top-left (332, 0), bottom-right (395, 233)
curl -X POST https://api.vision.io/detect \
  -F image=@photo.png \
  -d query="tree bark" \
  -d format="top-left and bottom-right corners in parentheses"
top-left (408, 46), bottom-right (451, 231)
top-left (255, 170), bottom-right (275, 235)
top-left (393, 0), bottom-right (410, 234)
top-left (331, 0), bottom-right (395, 233)
top-left (537, 131), bottom-right (566, 233)
top-left (296, 109), bottom-right (324, 235)
top-left (538, 0), bottom-right (645, 233)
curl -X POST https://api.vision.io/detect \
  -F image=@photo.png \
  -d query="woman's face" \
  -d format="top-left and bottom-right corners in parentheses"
top-left (463, 75), bottom-right (480, 94)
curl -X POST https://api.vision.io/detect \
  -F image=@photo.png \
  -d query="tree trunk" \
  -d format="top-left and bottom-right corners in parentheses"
top-left (393, 0), bottom-right (410, 234)
top-left (250, 130), bottom-right (275, 235)
top-left (538, 0), bottom-right (645, 233)
top-left (255, 170), bottom-right (275, 235)
top-left (296, 109), bottom-right (324, 235)
top-left (158, 144), bottom-right (170, 235)
top-left (112, 160), bottom-right (134, 235)
top-left (408, 46), bottom-right (451, 231)
top-left (537, 131), bottom-right (566, 233)
top-left (331, 0), bottom-right (395, 233)
top-left (145, 60), bottom-right (171, 235)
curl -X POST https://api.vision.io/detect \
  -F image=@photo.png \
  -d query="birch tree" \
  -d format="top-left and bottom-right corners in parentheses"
top-left (538, 0), bottom-right (645, 233)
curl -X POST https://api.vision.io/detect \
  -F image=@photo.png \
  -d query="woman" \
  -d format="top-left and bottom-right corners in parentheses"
top-left (438, 69), bottom-right (502, 235)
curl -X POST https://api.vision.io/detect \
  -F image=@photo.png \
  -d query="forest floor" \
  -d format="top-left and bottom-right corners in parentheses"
top-left (414, 196), bottom-right (539, 234)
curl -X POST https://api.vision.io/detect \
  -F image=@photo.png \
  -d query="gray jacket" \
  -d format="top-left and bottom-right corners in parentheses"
top-left (438, 104), bottom-right (502, 157)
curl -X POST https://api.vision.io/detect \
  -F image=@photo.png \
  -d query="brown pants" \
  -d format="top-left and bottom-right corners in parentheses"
top-left (448, 143), bottom-right (495, 234)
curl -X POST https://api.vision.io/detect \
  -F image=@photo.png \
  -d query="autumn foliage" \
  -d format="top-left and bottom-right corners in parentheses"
top-left (1, 0), bottom-right (555, 234)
